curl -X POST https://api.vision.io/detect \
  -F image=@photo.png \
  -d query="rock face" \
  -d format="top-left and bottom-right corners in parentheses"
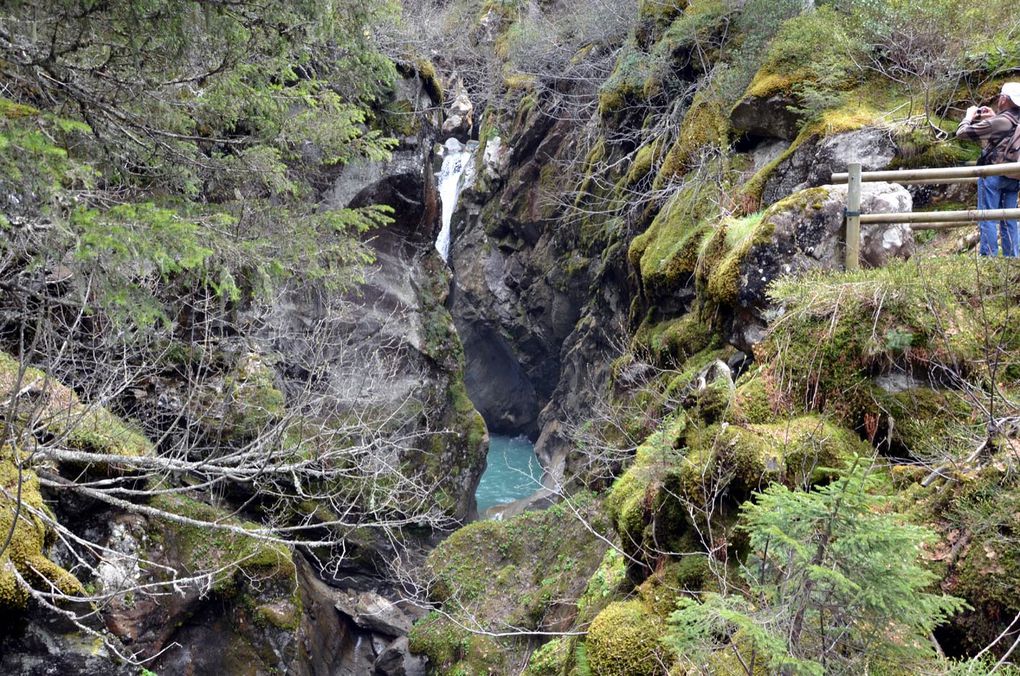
top-left (268, 77), bottom-right (487, 524)
top-left (731, 91), bottom-right (804, 141)
top-left (726, 181), bottom-right (914, 350)
top-left (762, 126), bottom-right (899, 206)
top-left (449, 113), bottom-right (589, 439)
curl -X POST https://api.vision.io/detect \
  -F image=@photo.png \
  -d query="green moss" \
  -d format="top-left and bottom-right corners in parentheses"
top-left (0, 98), bottom-right (40, 119)
top-left (416, 60), bottom-right (444, 106)
top-left (874, 387), bottom-right (975, 460)
top-left (0, 351), bottom-right (153, 462)
top-left (599, 41), bottom-right (654, 118)
top-left (0, 447), bottom-right (83, 607)
top-left (412, 497), bottom-right (611, 671)
top-left (653, 92), bottom-right (729, 189)
top-left (606, 426), bottom-right (688, 564)
top-left (628, 176), bottom-right (719, 300)
top-left (575, 549), bottom-right (628, 624)
top-left (727, 369), bottom-right (774, 424)
top-left (381, 98), bottom-right (419, 137)
top-left (199, 354), bottom-right (285, 442)
top-left (661, 347), bottom-right (732, 400)
top-left (902, 462), bottom-right (1020, 655)
top-left (151, 493), bottom-right (295, 593)
top-left (641, 0), bottom-right (730, 97)
top-left (741, 6), bottom-right (859, 100)
top-left (255, 600), bottom-right (302, 631)
top-left (681, 416), bottom-right (868, 501)
top-left (632, 313), bottom-right (715, 368)
top-left (586, 600), bottom-right (669, 676)
top-left (637, 0), bottom-right (683, 27)
top-left (699, 187), bottom-right (833, 305)
top-left (705, 214), bottom-right (761, 303)
top-left (451, 378), bottom-right (487, 456)
top-left (622, 141), bottom-right (662, 190)
top-left (758, 257), bottom-right (1020, 426)
top-left (526, 636), bottom-right (572, 675)
top-left (891, 124), bottom-right (982, 170)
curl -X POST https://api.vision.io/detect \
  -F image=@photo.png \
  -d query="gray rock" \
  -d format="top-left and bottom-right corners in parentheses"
top-left (334, 590), bottom-right (415, 637)
top-left (874, 371), bottom-right (927, 394)
top-left (442, 90), bottom-right (474, 142)
top-left (727, 181), bottom-right (914, 350)
top-left (449, 116), bottom-right (587, 438)
top-left (374, 636), bottom-right (427, 676)
top-left (762, 126), bottom-right (898, 207)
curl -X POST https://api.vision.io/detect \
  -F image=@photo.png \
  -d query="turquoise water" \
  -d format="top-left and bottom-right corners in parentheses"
top-left (475, 435), bottom-right (543, 515)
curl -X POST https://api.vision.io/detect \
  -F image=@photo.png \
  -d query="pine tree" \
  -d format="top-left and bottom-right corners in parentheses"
top-left (666, 457), bottom-right (966, 675)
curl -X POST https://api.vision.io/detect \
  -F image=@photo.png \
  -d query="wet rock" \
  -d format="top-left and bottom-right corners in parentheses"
top-left (374, 636), bottom-right (427, 676)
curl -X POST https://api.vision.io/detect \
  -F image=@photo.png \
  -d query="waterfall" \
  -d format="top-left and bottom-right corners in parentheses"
top-left (435, 138), bottom-right (478, 262)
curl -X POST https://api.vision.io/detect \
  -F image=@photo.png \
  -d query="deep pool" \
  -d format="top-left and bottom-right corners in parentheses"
top-left (474, 435), bottom-right (543, 515)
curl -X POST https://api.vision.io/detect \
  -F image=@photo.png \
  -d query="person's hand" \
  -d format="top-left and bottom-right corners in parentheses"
top-left (965, 105), bottom-right (979, 122)
top-left (974, 106), bottom-right (995, 121)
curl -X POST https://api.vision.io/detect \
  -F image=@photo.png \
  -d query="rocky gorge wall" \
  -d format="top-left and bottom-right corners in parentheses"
top-left (405, 0), bottom-right (1020, 673)
top-left (0, 68), bottom-right (485, 676)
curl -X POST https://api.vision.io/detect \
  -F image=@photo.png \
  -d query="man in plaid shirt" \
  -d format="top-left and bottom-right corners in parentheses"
top-left (956, 82), bottom-right (1020, 256)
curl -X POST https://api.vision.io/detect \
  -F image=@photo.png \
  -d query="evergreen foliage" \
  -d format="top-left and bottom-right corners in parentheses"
top-left (666, 458), bottom-right (966, 674)
top-left (0, 0), bottom-right (400, 322)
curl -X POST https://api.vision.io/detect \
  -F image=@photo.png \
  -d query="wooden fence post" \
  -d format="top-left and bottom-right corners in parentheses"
top-left (845, 162), bottom-right (862, 271)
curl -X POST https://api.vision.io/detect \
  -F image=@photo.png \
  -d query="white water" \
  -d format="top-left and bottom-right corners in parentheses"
top-left (435, 138), bottom-right (478, 262)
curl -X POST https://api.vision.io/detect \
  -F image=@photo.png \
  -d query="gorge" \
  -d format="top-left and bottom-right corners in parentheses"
top-left (2, 1), bottom-right (1020, 675)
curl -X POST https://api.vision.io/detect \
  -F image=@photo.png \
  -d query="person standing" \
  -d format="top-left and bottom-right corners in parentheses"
top-left (956, 83), bottom-right (1020, 257)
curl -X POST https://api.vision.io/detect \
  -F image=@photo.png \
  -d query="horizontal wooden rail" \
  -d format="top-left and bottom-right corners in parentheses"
top-left (860, 208), bottom-right (1020, 224)
top-left (909, 222), bottom-right (974, 231)
top-left (832, 162), bottom-right (1020, 184)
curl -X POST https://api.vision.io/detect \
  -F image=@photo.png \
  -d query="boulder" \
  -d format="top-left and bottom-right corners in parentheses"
top-left (442, 91), bottom-right (474, 142)
top-left (334, 590), bottom-right (418, 637)
top-left (743, 181), bottom-right (912, 302)
top-left (731, 92), bottom-right (803, 141)
top-left (762, 126), bottom-right (898, 206)
top-left (374, 636), bottom-right (427, 676)
top-left (717, 181), bottom-right (914, 350)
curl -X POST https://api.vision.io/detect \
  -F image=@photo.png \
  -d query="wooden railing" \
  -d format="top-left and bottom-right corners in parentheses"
top-left (830, 162), bottom-right (1020, 269)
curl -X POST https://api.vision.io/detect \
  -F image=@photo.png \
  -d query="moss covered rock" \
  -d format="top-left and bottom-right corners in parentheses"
top-left (681, 416), bottom-right (870, 500)
top-left (0, 351), bottom-right (152, 460)
top-left (0, 350), bottom-right (158, 608)
top-left (409, 497), bottom-right (611, 672)
top-left (191, 352), bottom-right (285, 442)
top-left (586, 599), bottom-right (669, 676)
top-left (0, 448), bottom-right (83, 608)
top-left (759, 257), bottom-right (1020, 432)
top-left (731, 7), bottom-right (862, 141)
top-left (627, 176), bottom-right (719, 303)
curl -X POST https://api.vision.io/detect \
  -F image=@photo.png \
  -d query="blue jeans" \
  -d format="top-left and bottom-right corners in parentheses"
top-left (977, 174), bottom-right (1020, 256)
